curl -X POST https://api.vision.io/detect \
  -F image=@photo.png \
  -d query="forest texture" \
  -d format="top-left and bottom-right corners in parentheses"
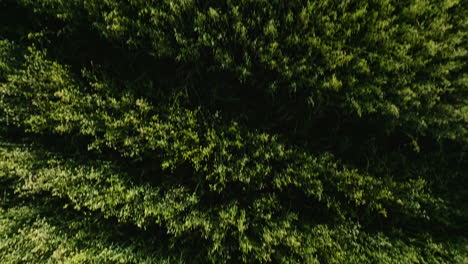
top-left (0, 0), bottom-right (467, 263)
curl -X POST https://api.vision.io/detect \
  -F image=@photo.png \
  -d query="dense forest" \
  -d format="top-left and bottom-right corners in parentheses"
top-left (0, 0), bottom-right (467, 263)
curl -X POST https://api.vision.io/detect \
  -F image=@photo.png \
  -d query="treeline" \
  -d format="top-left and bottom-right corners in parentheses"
top-left (0, 0), bottom-right (467, 263)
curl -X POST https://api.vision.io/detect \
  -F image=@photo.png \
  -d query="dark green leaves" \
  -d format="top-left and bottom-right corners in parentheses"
top-left (1, 0), bottom-right (467, 263)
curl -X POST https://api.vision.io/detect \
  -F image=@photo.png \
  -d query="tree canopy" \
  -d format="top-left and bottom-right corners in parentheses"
top-left (0, 0), bottom-right (467, 263)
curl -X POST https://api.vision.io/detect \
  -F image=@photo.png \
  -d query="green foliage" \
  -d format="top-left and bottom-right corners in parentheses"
top-left (17, 0), bottom-right (467, 142)
top-left (1, 0), bottom-right (467, 263)
top-left (1, 141), bottom-right (466, 263)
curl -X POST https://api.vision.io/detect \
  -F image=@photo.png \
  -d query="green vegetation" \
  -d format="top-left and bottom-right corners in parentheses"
top-left (1, 0), bottom-right (467, 263)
